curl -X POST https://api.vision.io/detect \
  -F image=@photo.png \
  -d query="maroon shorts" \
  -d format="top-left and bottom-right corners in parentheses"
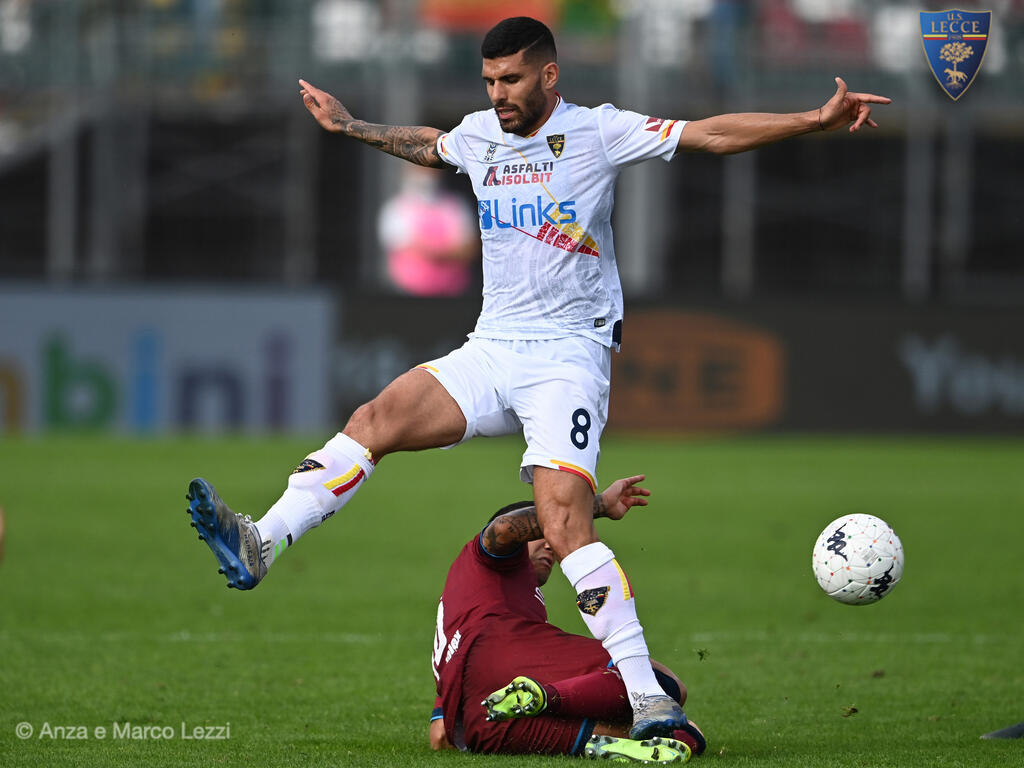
top-left (458, 619), bottom-right (613, 755)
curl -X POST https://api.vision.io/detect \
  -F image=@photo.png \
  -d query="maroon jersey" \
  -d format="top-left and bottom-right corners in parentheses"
top-left (432, 534), bottom-right (611, 754)
top-left (432, 534), bottom-right (547, 725)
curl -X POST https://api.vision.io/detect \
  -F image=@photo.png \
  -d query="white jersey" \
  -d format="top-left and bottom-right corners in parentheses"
top-left (436, 96), bottom-right (685, 347)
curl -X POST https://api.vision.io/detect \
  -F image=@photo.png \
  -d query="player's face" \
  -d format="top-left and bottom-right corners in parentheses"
top-left (528, 539), bottom-right (555, 586)
top-left (482, 51), bottom-right (558, 136)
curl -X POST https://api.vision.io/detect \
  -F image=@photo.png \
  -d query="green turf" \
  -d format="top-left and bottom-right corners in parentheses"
top-left (1, 434), bottom-right (1022, 767)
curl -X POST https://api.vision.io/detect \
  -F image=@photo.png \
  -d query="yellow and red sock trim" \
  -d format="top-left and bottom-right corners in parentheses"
top-left (324, 464), bottom-right (365, 497)
top-left (611, 559), bottom-right (634, 600)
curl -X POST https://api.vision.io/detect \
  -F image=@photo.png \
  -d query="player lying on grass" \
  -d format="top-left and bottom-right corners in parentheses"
top-left (429, 474), bottom-right (706, 762)
top-left (187, 15), bottom-right (888, 741)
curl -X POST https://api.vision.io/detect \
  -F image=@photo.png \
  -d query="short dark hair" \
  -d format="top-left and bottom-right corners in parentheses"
top-left (486, 500), bottom-right (534, 527)
top-left (481, 17), bottom-right (556, 63)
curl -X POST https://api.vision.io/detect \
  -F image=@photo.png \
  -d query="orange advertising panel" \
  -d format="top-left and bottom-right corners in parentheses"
top-left (610, 311), bottom-right (785, 431)
top-left (420, 0), bottom-right (557, 30)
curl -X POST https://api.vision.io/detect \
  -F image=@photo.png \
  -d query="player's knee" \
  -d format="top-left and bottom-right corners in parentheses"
top-left (344, 400), bottom-right (376, 432)
top-left (343, 400), bottom-right (389, 450)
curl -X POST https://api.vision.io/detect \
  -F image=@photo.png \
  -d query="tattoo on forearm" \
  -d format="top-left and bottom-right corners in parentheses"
top-left (482, 524), bottom-right (500, 554)
top-left (484, 507), bottom-right (544, 553)
top-left (506, 512), bottom-right (543, 543)
top-left (335, 118), bottom-right (445, 168)
top-left (593, 495), bottom-right (606, 519)
top-left (481, 524), bottom-right (497, 552)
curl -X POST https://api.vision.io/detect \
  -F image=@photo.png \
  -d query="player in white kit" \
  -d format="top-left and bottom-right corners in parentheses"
top-left (186, 17), bottom-right (890, 741)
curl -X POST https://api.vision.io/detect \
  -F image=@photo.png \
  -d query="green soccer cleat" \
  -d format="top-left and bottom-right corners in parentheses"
top-left (186, 478), bottom-right (267, 590)
top-left (481, 676), bottom-right (546, 721)
top-left (584, 735), bottom-right (691, 763)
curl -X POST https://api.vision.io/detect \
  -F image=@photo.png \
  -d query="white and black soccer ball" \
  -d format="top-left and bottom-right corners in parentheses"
top-left (812, 514), bottom-right (904, 605)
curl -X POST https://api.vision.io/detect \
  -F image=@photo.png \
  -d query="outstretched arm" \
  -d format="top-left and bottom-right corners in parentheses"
top-left (299, 79), bottom-right (447, 168)
top-left (677, 76), bottom-right (891, 156)
top-left (482, 475), bottom-right (650, 556)
top-left (594, 474), bottom-right (650, 521)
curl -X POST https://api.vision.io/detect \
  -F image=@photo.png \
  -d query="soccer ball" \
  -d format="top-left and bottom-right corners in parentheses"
top-left (812, 514), bottom-right (904, 605)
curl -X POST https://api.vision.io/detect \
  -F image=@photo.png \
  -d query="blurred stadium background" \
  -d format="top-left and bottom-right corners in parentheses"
top-left (1, 0), bottom-right (1022, 437)
top-left (3, 6), bottom-right (1024, 765)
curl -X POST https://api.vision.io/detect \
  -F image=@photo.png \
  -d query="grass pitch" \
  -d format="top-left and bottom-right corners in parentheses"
top-left (1, 434), bottom-right (1022, 767)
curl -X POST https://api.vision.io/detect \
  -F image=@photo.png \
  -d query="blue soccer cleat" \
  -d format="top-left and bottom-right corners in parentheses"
top-left (186, 478), bottom-right (266, 590)
top-left (628, 694), bottom-right (688, 741)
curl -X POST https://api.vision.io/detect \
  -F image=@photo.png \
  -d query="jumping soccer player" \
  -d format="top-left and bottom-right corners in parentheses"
top-left (186, 16), bottom-right (889, 740)
top-left (429, 474), bottom-right (706, 762)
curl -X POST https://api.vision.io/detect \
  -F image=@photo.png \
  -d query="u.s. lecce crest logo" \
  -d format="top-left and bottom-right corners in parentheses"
top-left (920, 9), bottom-right (991, 100)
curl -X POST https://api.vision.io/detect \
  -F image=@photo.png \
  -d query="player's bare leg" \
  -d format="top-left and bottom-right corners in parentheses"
top-left (342, 368), bottom-right (467, 455)
top-left (534, 467), bottom-right (687, 739)
top-left (531, 466), bottom-right (600, 556)
top-left (187, 369), bottom-right (466, 588)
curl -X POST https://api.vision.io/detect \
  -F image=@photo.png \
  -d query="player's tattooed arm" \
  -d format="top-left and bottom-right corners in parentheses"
top-left (481, 475), bottom-right (650, 555)
top-left (482, 506), bottom-right (544, 556)
top-left (340, 119), bottom-right (445, 168)
top-left (299, 78), bottom-right (446, 168)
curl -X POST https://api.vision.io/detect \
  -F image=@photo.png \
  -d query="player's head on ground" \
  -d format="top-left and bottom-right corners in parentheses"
top-left (486, 500), bottom-right (555, 586)
top-left (480, 17), bottom-right (559, 136)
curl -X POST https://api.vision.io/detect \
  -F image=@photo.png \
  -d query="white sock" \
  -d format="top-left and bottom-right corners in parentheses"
top-left (561, 542), bottom-right (665, 707)
top-left (255, 432), bottom-right (375, 567)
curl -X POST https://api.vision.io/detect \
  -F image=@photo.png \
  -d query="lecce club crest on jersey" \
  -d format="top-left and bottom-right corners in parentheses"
top-left (546, 134), bottom-right (565, 158)
top-left (920, 9), bottom-right (991, 100)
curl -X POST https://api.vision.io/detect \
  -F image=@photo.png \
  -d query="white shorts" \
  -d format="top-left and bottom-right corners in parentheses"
top-left (416, 336), bottom-right (611, 491)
